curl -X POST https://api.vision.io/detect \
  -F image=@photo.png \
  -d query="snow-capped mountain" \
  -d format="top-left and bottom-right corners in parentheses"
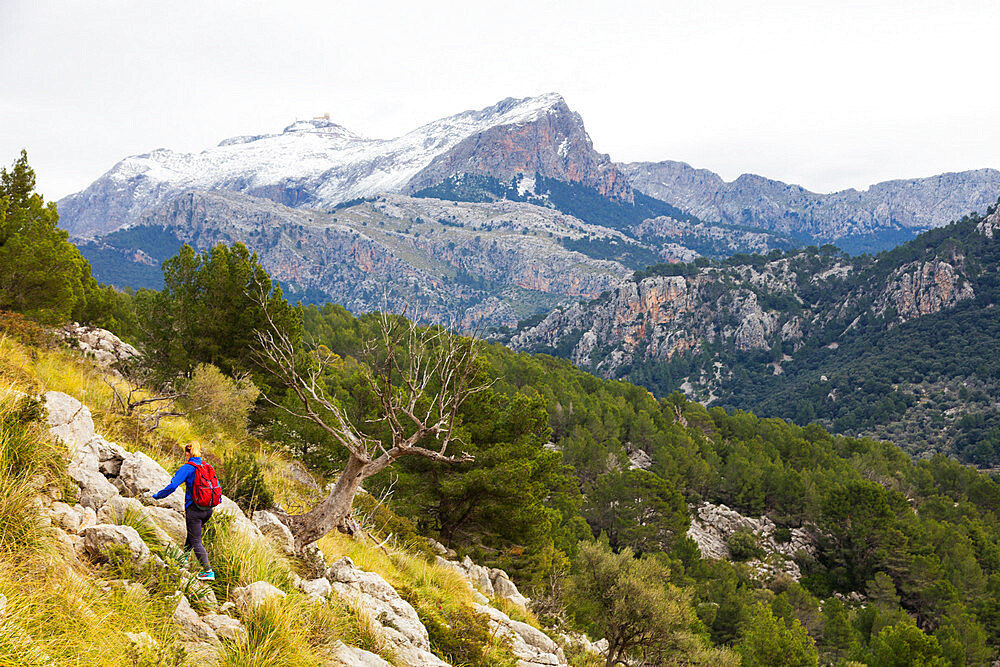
top-left (58, 93), bottom-right (630, 237)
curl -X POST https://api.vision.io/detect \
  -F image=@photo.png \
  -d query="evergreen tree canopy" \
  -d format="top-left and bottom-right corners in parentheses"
top-left (0, 150), bottom-right (92, 323)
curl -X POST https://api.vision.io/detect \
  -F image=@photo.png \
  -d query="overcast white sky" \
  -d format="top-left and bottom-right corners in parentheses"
top-left (2, 0), bottom-right (999, 201)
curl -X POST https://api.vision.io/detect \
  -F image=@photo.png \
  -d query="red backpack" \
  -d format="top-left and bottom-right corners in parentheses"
top-left (191, 461), bottom-right (222, 510)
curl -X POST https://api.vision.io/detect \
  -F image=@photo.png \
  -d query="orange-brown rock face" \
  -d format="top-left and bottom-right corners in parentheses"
top-left (406, 97), bottom-right (632, 203)
top-left (873, 259), bottom-right (974, 323)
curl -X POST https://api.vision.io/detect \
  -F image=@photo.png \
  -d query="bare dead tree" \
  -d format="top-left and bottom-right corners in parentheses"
top-left (250, 288), bottom-right (488, 550)
top-left (104, 376), bottom-right (184, 431)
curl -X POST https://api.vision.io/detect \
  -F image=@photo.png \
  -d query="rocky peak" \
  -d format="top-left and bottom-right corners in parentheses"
top-left (404, 94), bottom-right (632, 203)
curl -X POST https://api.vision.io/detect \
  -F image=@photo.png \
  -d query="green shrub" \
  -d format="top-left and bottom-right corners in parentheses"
top-left (183, 363), bottom-right (260, 432)
top-left (415, 599), bottom-right (516, 667)
top-left (220, 450), bottom-right (275, 514)
top-left (726, 530), bottom-right (764, 562)
top-left (773, 526), bottom-right (792, 544)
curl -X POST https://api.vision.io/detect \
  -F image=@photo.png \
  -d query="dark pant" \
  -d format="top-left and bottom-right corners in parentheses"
top-left (184, 505), bottom-right (213, 569)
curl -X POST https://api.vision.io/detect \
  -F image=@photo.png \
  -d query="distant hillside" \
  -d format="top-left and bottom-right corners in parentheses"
top-left (622, 160), bottom-right (1000, 249)
top-left (509, 200), bottom-right (1000, 466)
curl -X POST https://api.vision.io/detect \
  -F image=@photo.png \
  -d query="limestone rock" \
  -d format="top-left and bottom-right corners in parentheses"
top-left (68, 464), bottom-right (120, 510)
top-left (461, 555), bottom-right (495, 597)
top-left (232, 581), bottom-right (286, 610)
top-left (173, 594), bottom-right (218, 643)
top-left (44, 391), bottom-right (95, 453)
top-left (142, 505), bottom-right (187, 544)
top-left (298, 577), bottom-right (332, 602)
top-left (252, 510), bottom-right (295, 555)
top-left (873, 260), bottom-right (974, 324)
top-left (81, 524), bottom-right (150, 562)
top-left (476, 604), bottom-right (564, 666)
top-left (329, 641), bottom-right (391, 667)
top-left (56, 323), bottom-right (139, 367)
top-left (326, 557), bottom-right (448, 667)
top-left (117, 451), bottom-right (179, 508)
top-left (217, 496), bottom-right (262, 537)
top-left (97, 497), bottom-right (174, 545)
top-left (46, 501), bottom-right (93, 533)
top-left (202, 613), bottom-right (246, 641)
top-left (490, 569), bottom-right (529, 608)
top-left (686, 502), bottom-right (818, 580)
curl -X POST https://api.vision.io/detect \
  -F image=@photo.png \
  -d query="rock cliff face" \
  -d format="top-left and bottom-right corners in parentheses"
top-left (622, 160), bottom-right (1000, 240)
top-left (405, 96), bottom-right (631, 202)
top-left (509, 232), bottom-right (978, 389)
top-left (509, 265), bottom-right (801, 377)
top-left (872, 259), bottom-right (974, 323)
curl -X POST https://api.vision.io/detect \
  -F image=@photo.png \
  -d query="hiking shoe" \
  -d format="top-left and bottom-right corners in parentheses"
top-left (196, 570), bottom-right (215, 581)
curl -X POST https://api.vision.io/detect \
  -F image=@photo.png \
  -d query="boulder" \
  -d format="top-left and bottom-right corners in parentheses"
top-left (217, 496), bottom-right (262, 537)
top-left (81, 524), bottom-right (150, 562)
top-left (118, 452), bottom-right (181, 509)
top-left (252, 510), bottom-right (295, 555)
top-left (47, 501), bottom-right (84, 533)
top-left (329, 641), bottom-right (391, 667)
top-left (475, 603), bottom-right (564, 666)
top-left (142, 505), bottom-right (187, 544)
top-left (202, 613), bottom-right (246, 641)
top-left (43, 391), bottom-right (95, 453)
top-left (92, 436), bottom-right (128, 476)
top-left (68, 464), bottom-right (120, 510)
top-left (57, 323), bottom-right (140, 367)
top-left (97, 497), bottom-right (174, 545)
top-left (326, 557), bottom-right (448, 667)
top-left (490, 569), bottom-right (529, 608)
top-left (172, 594), bottom-right (218, 643)
top-left (461, 555), bottom-right (495, 597)
top-left (299, 577), bottom-right (332, 602)
top-left (232, 581), bottom-right (286, 610)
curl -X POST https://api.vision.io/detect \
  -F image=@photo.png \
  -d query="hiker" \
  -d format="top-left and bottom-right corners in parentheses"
top-left (151, 440), bottom-right (221, 581)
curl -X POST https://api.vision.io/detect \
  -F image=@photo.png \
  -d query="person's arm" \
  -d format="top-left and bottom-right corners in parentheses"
top-left (152, 464), bottom-right (192, 499)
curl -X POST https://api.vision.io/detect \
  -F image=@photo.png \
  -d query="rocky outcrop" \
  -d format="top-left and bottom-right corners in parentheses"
top-left (686, 502), bottom-right (817, 580)
top-left (434, 555), bottom-right (530, 608)
top-left (405, 95), bottom-right (631, 202)
top-left (476, 604), bottom-right (565, 667)
top-left (873, 260), bottom-right (974, 323)
top-left (510, 270), bottom-right (782, 377)
top-left (81, 524), bottom-right (151, 563)
top-left (326, 556), bottom-right (449, 667)
top-left (253, 510), bottom-right (296, 555)
top-left (56, 323), bottom-right (139, 367)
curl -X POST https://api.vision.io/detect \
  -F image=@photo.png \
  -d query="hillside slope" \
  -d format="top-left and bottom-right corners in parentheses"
top-left (509, 202), bottom-right (1000, 464)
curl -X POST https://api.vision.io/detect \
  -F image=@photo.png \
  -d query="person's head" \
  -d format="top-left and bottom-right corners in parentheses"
top-left (184, 440), bottom-right (203, 458)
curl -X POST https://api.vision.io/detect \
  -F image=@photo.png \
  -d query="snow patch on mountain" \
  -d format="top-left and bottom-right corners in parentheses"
top-left (58, 94), bottom-right (569, 237)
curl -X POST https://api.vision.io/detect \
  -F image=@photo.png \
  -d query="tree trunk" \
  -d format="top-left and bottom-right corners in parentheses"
top-left (284, 452), bottom-right (367, 550)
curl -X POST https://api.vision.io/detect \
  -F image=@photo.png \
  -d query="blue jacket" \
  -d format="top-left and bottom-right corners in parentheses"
top-left (152, 457), bottom-right (202, 508)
